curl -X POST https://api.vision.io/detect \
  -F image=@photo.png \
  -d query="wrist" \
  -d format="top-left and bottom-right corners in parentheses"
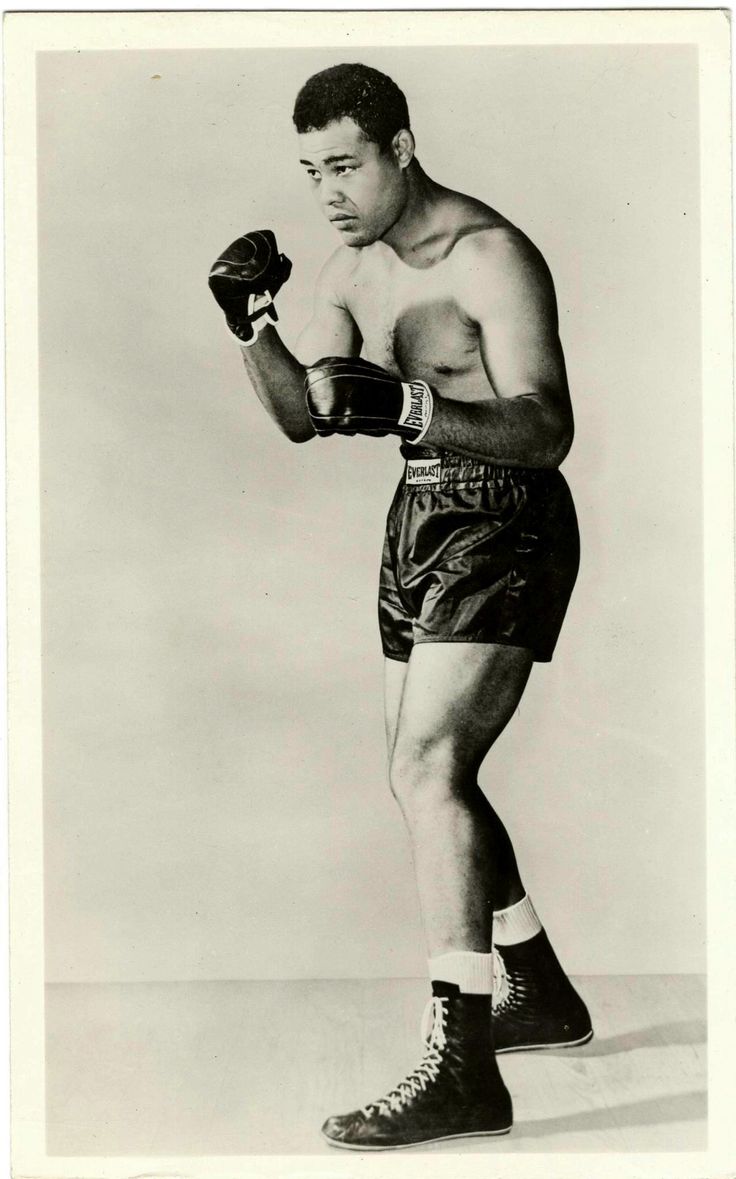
top-left (226, 299), bottom-right (279, 347)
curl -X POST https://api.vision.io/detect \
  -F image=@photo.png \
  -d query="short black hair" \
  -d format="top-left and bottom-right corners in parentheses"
top-left (293, 63), bottom-right (410, 151)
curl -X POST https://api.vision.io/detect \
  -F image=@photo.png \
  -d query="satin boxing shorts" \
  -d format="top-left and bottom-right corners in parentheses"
top-left (378, 444), bottom-right (580, 663)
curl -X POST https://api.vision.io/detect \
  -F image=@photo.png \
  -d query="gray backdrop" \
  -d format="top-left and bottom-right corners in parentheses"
top-left (39, 45), bottom-right (703, 983)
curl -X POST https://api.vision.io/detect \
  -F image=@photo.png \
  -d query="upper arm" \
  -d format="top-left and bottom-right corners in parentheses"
top-left (295, 248), bottom-right (362, 365)
top-left (457, 230), bottom-right (572, 426)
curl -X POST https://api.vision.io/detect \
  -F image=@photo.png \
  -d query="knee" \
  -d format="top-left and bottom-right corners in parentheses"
top-left (389, 734), bottom-right (473, 813)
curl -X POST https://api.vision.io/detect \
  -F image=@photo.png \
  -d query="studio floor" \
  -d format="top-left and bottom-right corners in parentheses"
top-left (45, 973), bottom-right (706, 1156)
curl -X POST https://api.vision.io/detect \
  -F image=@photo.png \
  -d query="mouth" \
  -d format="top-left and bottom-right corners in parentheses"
top-left (329, 214), bottom-right (357, 225)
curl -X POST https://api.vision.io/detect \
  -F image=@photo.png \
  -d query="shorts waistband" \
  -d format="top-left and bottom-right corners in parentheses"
top-left (399, 444), bottom-right (553, 489)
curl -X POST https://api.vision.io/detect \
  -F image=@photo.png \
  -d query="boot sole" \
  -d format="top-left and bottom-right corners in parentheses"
top-left (496, 1028), bottom-right (594, 1055)
top-left (322, 1125), bottom-right (512, 1151)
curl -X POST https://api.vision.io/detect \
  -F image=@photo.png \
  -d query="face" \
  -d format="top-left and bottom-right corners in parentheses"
top-left (298, 118), bottom-right (409, 247)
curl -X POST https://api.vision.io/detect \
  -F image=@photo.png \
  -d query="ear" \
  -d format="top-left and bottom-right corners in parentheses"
top-left (392, 129), bottom-right (415, 170)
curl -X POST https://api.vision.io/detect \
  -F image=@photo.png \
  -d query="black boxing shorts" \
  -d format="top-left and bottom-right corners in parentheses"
top-left (379, 445), bottom-right (580, 663)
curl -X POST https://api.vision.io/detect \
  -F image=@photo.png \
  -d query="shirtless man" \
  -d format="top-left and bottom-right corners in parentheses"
top-left (209, 63), bottom-right (592, 1150)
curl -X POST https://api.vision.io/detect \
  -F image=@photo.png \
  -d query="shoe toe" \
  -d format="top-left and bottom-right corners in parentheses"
top-left (322, 1111), bottom-right (359, 1143)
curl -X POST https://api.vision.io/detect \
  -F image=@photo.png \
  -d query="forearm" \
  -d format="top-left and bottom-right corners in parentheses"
top-left (421, 389), bottom-right (573, 468)
top-left (237, 325), bottom-right (315, 443)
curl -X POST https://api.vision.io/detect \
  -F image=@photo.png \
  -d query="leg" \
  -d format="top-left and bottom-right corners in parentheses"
top-left (384, 655), bottom-right (526, 915)
top-left (388, 641), bottom-right (533, 956)
top-left (383, 655), bottom-right (407, 755)
top-left (322, 642), bottom-right (524, 1151)
top-left (384, 647), bottom-right (592, 1053)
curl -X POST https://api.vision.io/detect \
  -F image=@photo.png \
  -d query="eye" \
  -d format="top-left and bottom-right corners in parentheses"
top-left (304, 168), bottom-right (320, 182)
top-left (334, 165), bottom-right (355, 177)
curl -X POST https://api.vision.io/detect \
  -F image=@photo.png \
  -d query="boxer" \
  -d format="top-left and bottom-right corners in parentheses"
top-left (209, 62), bottom-right (592, 1150)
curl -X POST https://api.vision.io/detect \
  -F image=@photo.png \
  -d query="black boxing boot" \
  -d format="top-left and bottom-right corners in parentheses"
top-left (321, 982), bottom-right (512, 1150)
top-left (492, 931), bottom-right (593, 1054)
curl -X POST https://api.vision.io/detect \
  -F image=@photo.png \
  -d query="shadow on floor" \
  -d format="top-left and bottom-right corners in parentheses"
top-left (513, 1088), bottom-right (706, 1141)
top-left (413, 1090), bottom-right (708, 1153)
top-left (556, 1018), bottom-right (706, 1059)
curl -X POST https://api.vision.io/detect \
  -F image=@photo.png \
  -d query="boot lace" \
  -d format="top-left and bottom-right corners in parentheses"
top-left (492, 947), bottom-right (511, 1009)
top-left (361, 996), bottom-right (448, 1118)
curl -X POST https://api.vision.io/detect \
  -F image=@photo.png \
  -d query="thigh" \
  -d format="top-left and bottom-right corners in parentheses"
top-left (384, 656), bottom-right (409, 756)
top-left (393, 642), bottom-right (534, 775)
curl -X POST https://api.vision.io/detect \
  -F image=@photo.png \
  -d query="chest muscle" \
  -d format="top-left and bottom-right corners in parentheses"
top-left (346, 256), bottom-right (489, 399)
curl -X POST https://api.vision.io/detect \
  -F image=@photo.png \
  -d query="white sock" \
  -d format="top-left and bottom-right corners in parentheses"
top-left (428, 950), bottom-right (494, 994)
top-left (493, 894), bottom-right (542, 946)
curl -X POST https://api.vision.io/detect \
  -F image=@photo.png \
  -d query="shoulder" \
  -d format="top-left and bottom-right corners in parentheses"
top-left (452, 222), bottom-right (549, 280)
top-left (315, 245), bottom-right (363, 304)
top-left (449, 223), bottom-right (557, 318)
top-left (436, 189), bottom-right (553, 285)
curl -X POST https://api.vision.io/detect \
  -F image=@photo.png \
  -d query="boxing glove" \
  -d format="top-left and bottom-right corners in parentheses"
top-left (208, 230), bottom-right (292, 346)
top-left (305, 356), bottom-right (434, 443)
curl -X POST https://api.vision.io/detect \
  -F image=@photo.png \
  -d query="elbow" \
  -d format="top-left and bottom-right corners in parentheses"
top-left (535, 404), bottom-right (573, 468)
top-left (550, 419), bottom-right (574, 467)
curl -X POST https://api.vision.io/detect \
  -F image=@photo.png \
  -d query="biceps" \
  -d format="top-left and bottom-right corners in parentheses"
top-left (296, 300), bottom-right (362, 365)
top-left (480, 316), bottom-right (568, 402)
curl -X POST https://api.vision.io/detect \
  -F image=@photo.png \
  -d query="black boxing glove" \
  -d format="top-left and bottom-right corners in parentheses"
top-left (208, 230), bottom-right (292, 346)
top-left (305, 356), bottom-right (434, 444)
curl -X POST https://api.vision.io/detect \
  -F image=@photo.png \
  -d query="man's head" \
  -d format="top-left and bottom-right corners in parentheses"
top-left (293, 63), bottom-right (410, 150)
top-left (293, 63), bottom-right (415, 246)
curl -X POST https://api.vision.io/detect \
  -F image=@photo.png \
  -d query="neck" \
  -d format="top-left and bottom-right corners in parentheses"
top-left (381, 161), bottom-right (443, 257)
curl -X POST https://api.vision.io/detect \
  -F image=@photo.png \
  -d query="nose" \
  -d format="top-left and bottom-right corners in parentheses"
top-left (320, 177), bottom-right (345, 209)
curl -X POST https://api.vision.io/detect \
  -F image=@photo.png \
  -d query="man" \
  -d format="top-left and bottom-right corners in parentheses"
top-left (209, 62), bottom-right (592, 1150)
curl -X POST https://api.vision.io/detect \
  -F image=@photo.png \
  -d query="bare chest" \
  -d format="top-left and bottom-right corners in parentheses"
top-left (346, 256), bottom-right (487, 398)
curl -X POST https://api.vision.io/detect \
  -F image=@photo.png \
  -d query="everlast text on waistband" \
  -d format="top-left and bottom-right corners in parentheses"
top-left (406, 458), bottom-right (441, 486)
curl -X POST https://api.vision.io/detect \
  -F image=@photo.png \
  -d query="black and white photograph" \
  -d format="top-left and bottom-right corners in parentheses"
top-left (5, 9), bottom-right (734, 1177)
